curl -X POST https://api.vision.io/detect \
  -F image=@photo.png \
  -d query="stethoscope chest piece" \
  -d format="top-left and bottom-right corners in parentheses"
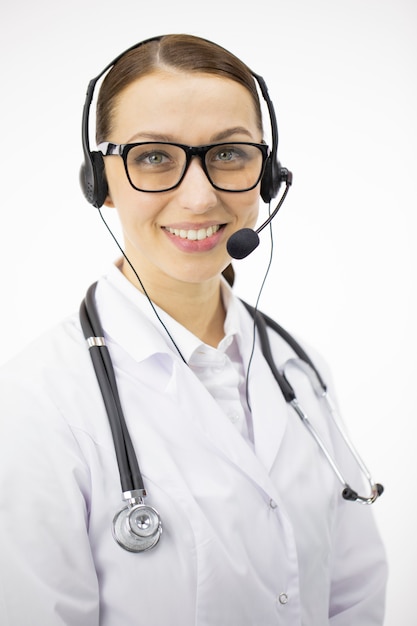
top-left (112, 503), bottom-right (162, 552)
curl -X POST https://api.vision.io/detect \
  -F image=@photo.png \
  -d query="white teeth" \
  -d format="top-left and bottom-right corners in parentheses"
top-left (166, 225), bottom-right (220, 240)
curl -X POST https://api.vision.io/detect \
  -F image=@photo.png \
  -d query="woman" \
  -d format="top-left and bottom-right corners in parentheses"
top-left (0, 34), bottom-right (387, 625)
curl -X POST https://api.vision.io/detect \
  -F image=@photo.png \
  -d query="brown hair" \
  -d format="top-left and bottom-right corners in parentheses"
top-left (96, 34), bottom-right (263, 144)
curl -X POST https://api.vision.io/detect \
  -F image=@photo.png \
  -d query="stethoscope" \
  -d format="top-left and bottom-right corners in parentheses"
top-left (79, 282), bottom-right (383, 553)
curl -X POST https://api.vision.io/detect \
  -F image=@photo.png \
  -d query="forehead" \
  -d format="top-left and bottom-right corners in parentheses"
top-left (109, 69), bottom-right (261, 143)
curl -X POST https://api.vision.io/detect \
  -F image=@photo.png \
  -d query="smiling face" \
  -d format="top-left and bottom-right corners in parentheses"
top-left (103, 69), bottom-right (262, 293)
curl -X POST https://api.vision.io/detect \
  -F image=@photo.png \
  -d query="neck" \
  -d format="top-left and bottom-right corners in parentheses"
top-left (121, 260), bottom-right (227, 348)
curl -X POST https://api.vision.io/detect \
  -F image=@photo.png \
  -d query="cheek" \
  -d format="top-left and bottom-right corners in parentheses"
top-left (233, 190), bottom-right (260, 228)
top-left (105, 163), bottom-right (158, 226)
top-left (104, 158), bottom-right (141, 207)
top-left (115, 198), bottom-right (159, 238)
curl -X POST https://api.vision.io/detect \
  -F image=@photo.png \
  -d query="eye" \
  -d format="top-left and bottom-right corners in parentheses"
top-left (134, 150), bottom-right (170, 166)
top-left (212, 145), bottom-right (247, 163)
top-left (216, 148), bottom-right (235, 162)
top-left (208, 144), bottom-right (251, 170)
top-left (128, 144), bottom-right (179, 171)
top-left (145, 152), bottom-right (167, 165)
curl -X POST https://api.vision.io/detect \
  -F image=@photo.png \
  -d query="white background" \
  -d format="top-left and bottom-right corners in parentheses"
top-left (1, 1), bottom-right (416, 623)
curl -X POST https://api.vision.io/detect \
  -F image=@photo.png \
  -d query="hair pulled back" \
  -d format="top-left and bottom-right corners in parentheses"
top-left (96, 34), bottom-right (263, 144)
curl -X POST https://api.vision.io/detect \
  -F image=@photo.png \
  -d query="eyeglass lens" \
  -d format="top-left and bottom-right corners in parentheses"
top-left (125, 143), bottom-right (265, 192)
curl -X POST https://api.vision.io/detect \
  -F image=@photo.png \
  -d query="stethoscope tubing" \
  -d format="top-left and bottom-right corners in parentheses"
top-left (243, 301), bottom-right (327, 393)
top-left (244, 302), bottom-right (383, 504)
top-left (80, 283), bottom-right (145, 495)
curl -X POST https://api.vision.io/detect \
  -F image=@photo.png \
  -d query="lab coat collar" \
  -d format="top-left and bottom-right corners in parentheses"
top-left (94, 266), bottom-right (180, 364)
top-left (94, 264), bottom-right (289, 475)
top-left (95, 263), bottom-right (241, 365)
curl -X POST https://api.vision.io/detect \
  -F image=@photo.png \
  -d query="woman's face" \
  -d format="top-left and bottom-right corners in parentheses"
top-left (103, 69), bottom-right (262, 290)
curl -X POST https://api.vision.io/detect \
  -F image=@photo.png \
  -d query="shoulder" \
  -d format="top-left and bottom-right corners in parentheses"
top-left (0, 313), bottom-right (101, 434)
top-left (0, 313), bottom-right (87, 387)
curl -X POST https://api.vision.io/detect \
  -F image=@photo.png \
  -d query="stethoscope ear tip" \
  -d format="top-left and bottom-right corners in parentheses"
top-left (376, 483), bottom-right (384, 496)
top-left (342, 482), bottom-right (384, 504)
top-left (342, 486), bottom-right (358, 501)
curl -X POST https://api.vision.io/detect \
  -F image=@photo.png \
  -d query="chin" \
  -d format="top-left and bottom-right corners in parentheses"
top-left (169, 262), bottom-right (225, 286)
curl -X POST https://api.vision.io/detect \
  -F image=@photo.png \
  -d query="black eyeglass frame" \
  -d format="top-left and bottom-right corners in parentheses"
top-left (97, 141), bottom-right (270, 193)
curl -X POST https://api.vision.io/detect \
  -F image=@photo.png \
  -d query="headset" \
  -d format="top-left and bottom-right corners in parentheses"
top-left (79, 35), bottom-right (292, 256)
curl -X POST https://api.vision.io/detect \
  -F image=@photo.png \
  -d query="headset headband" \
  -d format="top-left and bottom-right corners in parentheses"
top-left (80, 35), bottom-right (283, 207)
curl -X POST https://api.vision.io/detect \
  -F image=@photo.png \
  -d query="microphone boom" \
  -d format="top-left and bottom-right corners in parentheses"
top-left (226, 172), bottom-right (292, 260)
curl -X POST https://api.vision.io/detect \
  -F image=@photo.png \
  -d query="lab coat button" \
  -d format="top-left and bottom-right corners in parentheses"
top-left (269, 498), bottom-right (278, 509)
top-left (278, 592), bottom-right (289, 605)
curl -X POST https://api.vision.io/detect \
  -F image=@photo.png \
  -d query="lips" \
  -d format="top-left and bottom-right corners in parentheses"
top-left (164, 224), bottom-right (221, 241)
top-left (162, 223), bottom-right (225, 253)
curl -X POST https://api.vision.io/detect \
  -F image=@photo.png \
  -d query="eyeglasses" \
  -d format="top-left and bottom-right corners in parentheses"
top-left (97, 141), bottom-right (270, 193)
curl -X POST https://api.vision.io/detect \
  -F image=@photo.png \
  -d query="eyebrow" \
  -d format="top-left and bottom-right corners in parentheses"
top-left (126, 126), bottom-right (253, 144)
top-left (211, 127), bottom-right (253, 142)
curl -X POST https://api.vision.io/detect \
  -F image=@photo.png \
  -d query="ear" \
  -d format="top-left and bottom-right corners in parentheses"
top-left (103, 195), bottom-right (115, 208)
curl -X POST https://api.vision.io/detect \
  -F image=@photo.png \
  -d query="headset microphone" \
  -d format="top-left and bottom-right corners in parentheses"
top-left (227, 168), bottom-right (293, 260)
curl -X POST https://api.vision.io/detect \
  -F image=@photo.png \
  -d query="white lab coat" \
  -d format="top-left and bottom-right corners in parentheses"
top-left (0, 267), bottom-right (387, 625)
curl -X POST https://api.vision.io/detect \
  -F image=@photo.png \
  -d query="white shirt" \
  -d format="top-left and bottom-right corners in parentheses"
top-left (171, 281), bottom-right (253, 442)
top-left (0, 266), bottom-right (387, 625)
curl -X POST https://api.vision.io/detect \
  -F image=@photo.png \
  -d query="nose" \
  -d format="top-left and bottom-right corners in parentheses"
top-left (175, 156), bottom-right (218, 213)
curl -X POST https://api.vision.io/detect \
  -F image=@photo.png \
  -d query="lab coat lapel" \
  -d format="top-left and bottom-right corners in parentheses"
top-left (234, 299), bottom-right (292, 475)
top-left (169, 359), bottom-right (285, 494)
top-left (246, 340), bottom-right (290, 474)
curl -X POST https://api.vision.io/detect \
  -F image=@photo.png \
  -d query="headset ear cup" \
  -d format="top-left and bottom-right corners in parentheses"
top-left (260, 155), bottom-right (282, 203)
top-left (79, 151), bottom-right (108, 208)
